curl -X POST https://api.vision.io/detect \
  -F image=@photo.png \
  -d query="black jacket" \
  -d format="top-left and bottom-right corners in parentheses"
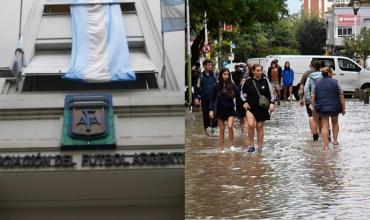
top-left (232, 70), bottom-right (244, 86)
top-left (195, 71), bottom-right (217, 100)
top-left (242, 77), bottom-right (272, 108)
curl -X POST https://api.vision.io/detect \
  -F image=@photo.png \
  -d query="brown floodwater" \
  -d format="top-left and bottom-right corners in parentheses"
top-left (186, 100), bottom-right (370, 219)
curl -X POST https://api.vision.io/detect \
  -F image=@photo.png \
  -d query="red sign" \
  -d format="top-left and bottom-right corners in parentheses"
top-left (223, 23), bottom-right (233, 32)
top-left (338, 14), bottom-right (360, 25)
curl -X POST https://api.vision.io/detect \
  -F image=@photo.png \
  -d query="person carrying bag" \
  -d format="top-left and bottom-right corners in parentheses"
top-left (241, 64), bottom-right (275, 152)
top-left (252, 80), bottom-right (270, 110)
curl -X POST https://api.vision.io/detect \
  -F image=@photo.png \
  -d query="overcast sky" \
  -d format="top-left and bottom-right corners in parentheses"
top-left (287, 0), bottom-right (302, 14)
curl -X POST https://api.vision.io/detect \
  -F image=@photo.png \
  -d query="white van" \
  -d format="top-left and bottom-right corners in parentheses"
top-left (248, 55), bottom-right (370, 98)
top-left (366, 55), bottom-right (370, 70)
top-left (224, 62), bottom-right (247, 72)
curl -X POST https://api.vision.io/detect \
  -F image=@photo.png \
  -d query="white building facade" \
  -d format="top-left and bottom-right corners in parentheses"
top-left (0, 0), bottom-right (185, 219)
top-left (326, 5), bottom-right (370, 54)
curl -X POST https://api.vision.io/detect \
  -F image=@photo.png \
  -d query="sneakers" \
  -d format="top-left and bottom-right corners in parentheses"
top-left (313, 133), bottom-right (319, 141)
top-left (205, 127), bottom-right (212, 136)
top-left (212, 128), bottom-right (219, 137)
top-left (230, 146), bottom-right (236, 151)
top-left (246, 146), bottom-right (255, 153)
top-left (205, 127), bottom-right (218, 137)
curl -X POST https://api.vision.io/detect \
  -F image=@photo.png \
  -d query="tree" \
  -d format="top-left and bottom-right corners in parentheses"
top-left (295, 16), bottom-right (326, 55)
top-left (188, 0), bottom-right (288, 64)
top-left (230, 17), bottom-right (299, 60)
top-left (358, 28), bottom-right (370, 64)
top-left (342, 27), bottom-right (370, 65)
top-left (342, 35), bottom-right (360, 58)
top-left (189, 0), bottom-right (287, 36)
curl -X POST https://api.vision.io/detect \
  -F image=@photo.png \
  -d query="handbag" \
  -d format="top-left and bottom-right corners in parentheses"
top-left (252, 80), bottom-right (270, 110)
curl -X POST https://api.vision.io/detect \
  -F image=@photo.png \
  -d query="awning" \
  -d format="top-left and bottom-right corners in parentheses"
top-left (24, 50), bottom-right (157, 75)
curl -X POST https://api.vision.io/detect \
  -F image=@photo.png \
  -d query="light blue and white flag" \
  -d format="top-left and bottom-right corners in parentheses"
top-left (162, 0), bottom-right (185, 32)
top-left (64, 2), bottom-right (135, 82)
top-left (10, 36), bottom-right (27, 77)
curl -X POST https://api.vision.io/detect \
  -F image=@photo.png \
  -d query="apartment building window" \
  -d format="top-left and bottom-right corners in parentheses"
top-left (337, 26), bottom-right (352, 37)
top-left (43, 3), bottom-right (135, 15)
top-left (43, 5), bottom-right (70, 14)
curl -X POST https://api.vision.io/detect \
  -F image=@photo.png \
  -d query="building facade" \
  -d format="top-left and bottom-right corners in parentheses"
top-left (0, 0), bottom-right (184, 219)
top-left (304, 0), bottom-right (351, 18)
top-left (326, 4), bottom-right (370, 54)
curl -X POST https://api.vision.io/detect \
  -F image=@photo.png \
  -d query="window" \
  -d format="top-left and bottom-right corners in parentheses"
top-left (43, 5), bottom-right (70, 14)
top-left (312, 58), bottom-right (335, 70)
top-left (22, 74), bottom-right (158, 92)
top-left (338, 58), bottom-right (360, 72)
top-left (43, 3), bottom-right (135, 15)
top-left (337, 26), bottom-right (352, 37)
top-left (338, 28), bottom-right (342, 36)
top-left (120, 3), bottom-right (136, 13)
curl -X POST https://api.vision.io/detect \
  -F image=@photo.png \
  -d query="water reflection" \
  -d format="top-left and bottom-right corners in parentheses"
top-left (186, 100), bottom-right (370, 219)
top-left (307, 148), bottom-right (343, 193)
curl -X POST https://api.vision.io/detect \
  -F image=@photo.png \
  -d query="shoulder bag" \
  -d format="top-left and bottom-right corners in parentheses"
top-left (252, 80), bottom-right (270, 110)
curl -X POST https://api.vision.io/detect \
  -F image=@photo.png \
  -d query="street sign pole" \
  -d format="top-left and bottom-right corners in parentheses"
top-left (203, 12), bottom-right (210, 59)
top-left (186, 0), bottom-right (192, 105)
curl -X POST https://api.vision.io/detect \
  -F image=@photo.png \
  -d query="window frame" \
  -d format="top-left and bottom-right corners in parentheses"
top-left (336, 26), bottom-right (353, 37)
top-left (312, 58), bottom-right (336, 70)
top-left (42, 3), bottom-right (136, 15)
top-left (338, 58), bottom-right (361, 72)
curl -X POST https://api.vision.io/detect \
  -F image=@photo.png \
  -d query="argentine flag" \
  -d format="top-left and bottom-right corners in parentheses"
top-left (162, 0), bottom-right (185, 32)
top-left (64, 2), bottom-right (135, 82)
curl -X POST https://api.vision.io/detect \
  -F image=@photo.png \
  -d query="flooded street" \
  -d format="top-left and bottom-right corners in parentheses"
top-left (185, 99), bottom-right (370, 219)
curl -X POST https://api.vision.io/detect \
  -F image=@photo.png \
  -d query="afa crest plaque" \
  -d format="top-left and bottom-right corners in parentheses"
top-left (62, 94), bottom-right (115, 150)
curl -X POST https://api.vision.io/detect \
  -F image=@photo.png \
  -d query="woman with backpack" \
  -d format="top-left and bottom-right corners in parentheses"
top-left (209, 68), bottom-right (238, 153)
top-left (242, 64), bottom-right (275, 152)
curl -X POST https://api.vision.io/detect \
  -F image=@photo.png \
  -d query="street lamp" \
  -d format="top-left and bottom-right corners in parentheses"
top-left (353, 0), bottom-right (361, 37)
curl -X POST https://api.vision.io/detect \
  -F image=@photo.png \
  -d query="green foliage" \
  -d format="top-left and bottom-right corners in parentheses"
top-left (231, 17), bottom-right (299, 60)
top-left (189, 0), bottom-right (301, 63)
top-left (295, 16), bottom-right (326, 55)
top-left (342, 27), bottom-right (370, 64)
top-left (359, 28), bottom-right (370, 59)
top-left (189, 0), bottom-right (287, 35)
top-left (211, 40), bottom-right (232, 61)
top-left (342, 36), bottom-right (358, 57)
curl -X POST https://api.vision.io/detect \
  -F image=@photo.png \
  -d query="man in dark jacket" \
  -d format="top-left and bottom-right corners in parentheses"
top-left (194, 59), bottom-right (218, 135)
top-left (232, 64), bottom-right (244, 86)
